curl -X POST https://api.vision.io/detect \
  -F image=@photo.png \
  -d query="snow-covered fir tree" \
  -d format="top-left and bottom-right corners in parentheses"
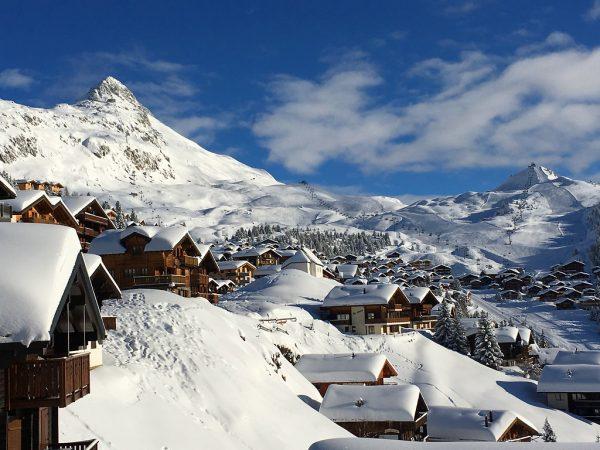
top-left (473, 315), bottom-right (504, 370)
top-left (450, 316), bottom-right (469, 355)
top-left (129, 209), bottom-right (139, 223)
top-left (433, 298), bottom-right (454, 348)
top-left (114, 201), bottom-right (127, 229)
top-left (542, 418), bottom-right (557, 442)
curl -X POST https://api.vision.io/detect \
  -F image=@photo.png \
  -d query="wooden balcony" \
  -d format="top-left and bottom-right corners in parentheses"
top-left (183, 255), bottom-right (200, 267)
top-left (6, 353), bottom-right (90, 410)
top-left (49, 439), bottom-right (99, 450)
top-left (133, 274), bottom-right (187, 286)
top-left (82, 211), bottom-right (111, 226)
top-left (77, 226), bottom-right (100, 238)
top-left (366, 314), bottom-right (411, 324)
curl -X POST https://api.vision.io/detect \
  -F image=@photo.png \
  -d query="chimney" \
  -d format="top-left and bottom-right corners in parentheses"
top-left (489, 411), bottom-right (494, 423)
top-left (484, 415), bottom-right (489, 427)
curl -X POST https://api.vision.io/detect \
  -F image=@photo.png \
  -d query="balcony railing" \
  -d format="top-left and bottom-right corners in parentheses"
top-left (7, 353), bottom-right (90, 409)
top-left (133, 274), bottom-right (187, 286)
top-left (49, 439), bottom-right (99, 450)
top-left (78, 226), bottom-right (100, 238)
top-left (183, 255), bottom-right (200, 267)
top-left (82, 211), bottom-right (111, 226)
top-left (412, 314), bottom-right (437, 322)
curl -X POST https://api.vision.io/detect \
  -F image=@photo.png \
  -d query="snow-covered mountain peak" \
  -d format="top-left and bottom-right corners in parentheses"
top-left (495, 163), bottom-right (559, 192)
top-left (81, 76), bottom-right (143, 110)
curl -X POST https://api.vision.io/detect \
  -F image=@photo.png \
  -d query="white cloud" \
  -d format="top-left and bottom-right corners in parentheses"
top-left (585, 0), bottom-right (600, 21)
top-left (253, 41), bottom-right (600, 176)
top-left (0, 69), bottom-right (34, 89)
top-left (516, 31), bottom-right (576, 55)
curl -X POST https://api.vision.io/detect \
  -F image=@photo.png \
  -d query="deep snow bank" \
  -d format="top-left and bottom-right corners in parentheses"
top-left (60, 289), bottom-right (349, 449)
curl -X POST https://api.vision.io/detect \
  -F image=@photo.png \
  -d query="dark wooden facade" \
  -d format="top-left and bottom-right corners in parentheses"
top-left (72, 200), bottom-right (115, 252)
top-left (232, 249), bottom-right (280, 267)
top-left (334, 399), bottom-right (428, 441)
top-left (312, 361), bottom-right (398, 396)
top-left (100, 233), bottom-right (219, 300)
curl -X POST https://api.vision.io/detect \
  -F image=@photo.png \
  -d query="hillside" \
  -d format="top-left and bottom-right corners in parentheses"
top-left (61, 275), bottom-right (600, 448)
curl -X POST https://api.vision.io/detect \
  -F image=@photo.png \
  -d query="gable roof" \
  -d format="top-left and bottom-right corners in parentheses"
top-left (538, 364), bottom-right (600, 393)
top-left (427, 406), bottom-right (538, 442)
top-left (322, 284), bottom-right (403, 308)
top-left (553, 350), bottom-right (600, 366)
top-left (89, 225), bottom-right (200, 255)
top-left (402, 287), bottom-right (439, 305)
top-left (0, 223), bottom-right (89, 346)
top-left (282, 247), bottom-right (324, 268)
top-left (295, 353), bottom-right (397, 383)
top-left (0, 175), bottom-right (16, 199)
top-left (319, 384), bottom-right (424, 423)
top-left (82, 253), bottom-right (122, 299)
top-left (217, 260), bottom-right (256, 271)
top-left (3, 189), bottom-right (47, 212)
top-left (232, 246), bottom-right (278, 258)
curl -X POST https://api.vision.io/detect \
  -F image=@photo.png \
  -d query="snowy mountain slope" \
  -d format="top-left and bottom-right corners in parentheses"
top-left (220, 271), bottom-right (600, 442)
top-left (61, 289), bottom-right (350, 449)
top-left (61, 277), bottom-right (600, 448)
top-left (0, 77), bottom-right (404, 240)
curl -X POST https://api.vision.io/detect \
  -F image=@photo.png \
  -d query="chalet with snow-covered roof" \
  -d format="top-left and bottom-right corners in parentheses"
top-left (232, 246), bottom-right (281, 267)
top-left (321, 285), bottom-right (413, 334)
top-left (15, 179), bottom-right (64, 194)
top-left (281, 247), bottom-right (324, 277)
top-left (0, 175), bottom-right (16, 222)
top-left (336, 264), bottom-right (359, 282)
top-left (0, 223), bottom-right (104, 450)
top-left (213, 260), bottom-right (256, 286)
top-left (208, 278), bottom-right (236, 295)
top-left (499, 289), bottom-right (521, 300)
top-left (558, 260), bottom-right (585, 274)
top-left (319, 384), bottom-right (428, 441)
top-left (5, 190), bottom-right (79, 230)
top-left (427, 407), bottom-right (539, 442)
top-left (82, 253), bottom-right (122, 306)
top-left (538, 363), bottom-right (600, 423)
top-left (294, 353), bottom-right (398, 396)
top-left (89, 225), bottom-right (219, 300)
top-left (409, 259), bottom-right (431, 270)
top-left (538, 288), bottom-right (561, 302)
top-left (402, 287), bottom-right (440, 330)
top-left (501, 277), bottom-right (526, 292)
top-left (495, 326), bottom-right (532, 364)
top-left (63, 196), bottom-right (116, 251)
top-left (431, 264), bottom-right (452, 276)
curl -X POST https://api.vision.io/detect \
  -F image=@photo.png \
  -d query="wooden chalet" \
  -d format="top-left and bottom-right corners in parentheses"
top-left (15, 179), bottom-right (64, 195)
top-left (208, 278), bottom-right (236, 295)
top-left (231, 246), bottom-right (281, 267)
top-left (294, 353), bottom-right (398, 396)
top-left (495, 327), bottom-right (532, 364)
top-left (402, 287), bottom-right (440, 330)
top-left (213, 260), bottom-right (256, 286)
top-left (89, 225), bottom-right (219, 300)
top-left (63, 197), bottom-right (115, 252)
top-left (558, 260), bottom-right (585, 274)
top-left (319, 384), bottom-right (428, 441)
top-left (538, 358), bottom-right (600, 423)
top-left (0, 175), bottom-right (15, 223)
top-left (5, 191), bottom-right (79, 230)
top-left (0, 223), bottom-right (105, 450)
top-left (321, 285), bottom-right (413, 334)
top-left (427, 407), bottom-right (539, 442)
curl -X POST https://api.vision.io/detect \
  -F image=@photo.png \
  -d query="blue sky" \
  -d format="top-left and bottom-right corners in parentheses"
top-left (1, 0), bottom-right (600, 198)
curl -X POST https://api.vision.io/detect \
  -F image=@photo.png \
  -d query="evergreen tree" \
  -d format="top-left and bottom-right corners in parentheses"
top-left (451, 316), bottom-right (469, 355)
top-left (434, 298), bottom-right (454, 348)
top-left (114, 201), bottom-right (126, 229)
top-left (473, 316), bottom-right (504, 370)
top-left (129, 209), bottom-right (139, 223)
top-left (542, 418), bottom-right (557, 442)
top-left (101, 200), bottom-right (111, 210)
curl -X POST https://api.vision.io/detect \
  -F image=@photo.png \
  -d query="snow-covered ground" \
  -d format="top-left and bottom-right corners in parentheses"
top-left (61, 273), bottom-right (600, 448)
top-left (471, 291), bottom-right (600, 351)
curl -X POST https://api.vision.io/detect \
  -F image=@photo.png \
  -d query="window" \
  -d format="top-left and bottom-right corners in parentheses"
top-left (336, 314), bottom-right (350, 321)
top-left (367, 312), bottom-right (375, 320)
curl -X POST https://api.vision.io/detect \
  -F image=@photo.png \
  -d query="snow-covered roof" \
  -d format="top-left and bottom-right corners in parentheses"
top-left (322, 284), bottom-right (401, 308)
top-left (319, 384), bottom-right (423, 423)
top-left (0, 223), bottom-right (82, 346)
top-left (427, 406), bottom-right (538, 442)
top-left (82, 253), bottom-right (121, 298)
top-left (517, 326), bottom-right (531, 344)
top-left (538, 364), bottom-right (600, 393)
top-left (282, 247), bottom-right (324, 268)
top-left (89, 225), bottom-right (199, 255)
top-left (3, 189), bottom-right (47, 212)
top-left (0, 174), bottom-right (16, 198)
top-left (218, 260), bottom-right (256, 271)
top-left (494, 326), bottom-right (519, 344)
top-left (553, 350), bottom-right (600, 366)
top-left (62, 195), bottom-right (97, 215)
top-left (232, 246), bottom-right (276, 258)
top-left (402, 287), bottom-right (439, 305)
top-left (337, 264), bottom-right (358, 279)
top-left (295, 353), bottom-right (396, 383)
